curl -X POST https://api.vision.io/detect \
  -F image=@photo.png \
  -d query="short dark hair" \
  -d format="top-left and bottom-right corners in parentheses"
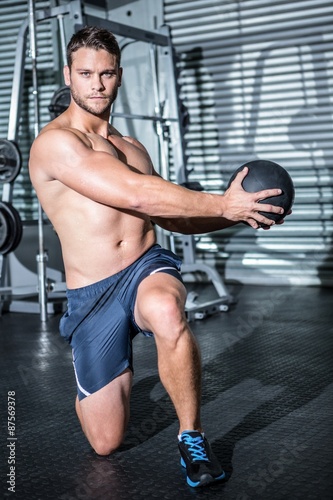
top-left (66, 26), bottom-right (121, 68)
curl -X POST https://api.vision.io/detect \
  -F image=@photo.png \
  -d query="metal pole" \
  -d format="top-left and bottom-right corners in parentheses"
top-left (28, 0), bottom-right (48, 322)
top-left (149, 44), bottom-right (168, 178)
top-left (57, 14), bottom-right (67, 67)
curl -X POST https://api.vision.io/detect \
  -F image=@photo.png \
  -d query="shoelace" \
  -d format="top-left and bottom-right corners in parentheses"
top-left (182, 433), bottom-right (209, 462)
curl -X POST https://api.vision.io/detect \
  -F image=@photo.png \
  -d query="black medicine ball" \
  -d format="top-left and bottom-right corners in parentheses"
top-left (227, 159), bottom-right (295, 226)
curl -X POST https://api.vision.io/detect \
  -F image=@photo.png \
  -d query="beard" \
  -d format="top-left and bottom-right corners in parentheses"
top-left (70, 85), bottom-right (119, 117)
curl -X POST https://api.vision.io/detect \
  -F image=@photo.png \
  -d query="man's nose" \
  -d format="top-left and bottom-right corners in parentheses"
top-left (91, 75), bottom-right (104, 91)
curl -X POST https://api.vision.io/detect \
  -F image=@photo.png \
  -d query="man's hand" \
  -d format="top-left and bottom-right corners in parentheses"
top-left (223, 167), bottom-right (285, 229)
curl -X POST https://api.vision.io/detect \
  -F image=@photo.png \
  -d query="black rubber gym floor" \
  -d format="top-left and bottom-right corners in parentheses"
top-left (1, 284), bottom-right (332, 500)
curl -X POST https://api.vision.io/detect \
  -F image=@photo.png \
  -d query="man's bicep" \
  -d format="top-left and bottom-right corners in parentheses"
top-left (31, 130), bottom-right (142, 207)
top-left (33, 129), bottom-right (103, 184)
top-left (30, 129), bottom-right (88, 178)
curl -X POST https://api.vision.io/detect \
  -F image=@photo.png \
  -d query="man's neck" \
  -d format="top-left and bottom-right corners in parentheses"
top-left (67, 102), bottom-right (111, 137)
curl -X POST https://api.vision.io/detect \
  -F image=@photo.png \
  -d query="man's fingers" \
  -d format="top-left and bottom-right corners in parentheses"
top-left (246, 202), bottom-right (283, 229)
top-left (233, 166), bottom-right (248, 184)
top-left (257, 203), bottom-right (284, 216)
top-left (256, 187), bottom-right (282, 199)
top-left (246, 218), bottom-right (260, 229)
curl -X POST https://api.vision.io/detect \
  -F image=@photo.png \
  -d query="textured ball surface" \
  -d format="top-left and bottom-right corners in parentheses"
top-left (227, 159), bottom-right (295, 225)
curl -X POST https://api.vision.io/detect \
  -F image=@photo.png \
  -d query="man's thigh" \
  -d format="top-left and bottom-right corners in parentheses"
top-left (78, 368), bottom-right (133, 447)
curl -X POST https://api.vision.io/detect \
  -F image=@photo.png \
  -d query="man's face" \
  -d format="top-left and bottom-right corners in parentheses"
top-left (64, 47), bottom-right (122, 117)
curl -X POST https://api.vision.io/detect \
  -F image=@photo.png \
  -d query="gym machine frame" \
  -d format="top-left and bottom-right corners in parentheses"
top-left (0, 0), bottom-right (231, 321)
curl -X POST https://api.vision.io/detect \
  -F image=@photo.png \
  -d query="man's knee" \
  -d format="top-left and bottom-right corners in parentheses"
top-left (76, 395), bottom-right (129, 456)
top-left (149, 297), bottom-right (195, 357)
top-left (148, 291), bottom-right (186, 333)
top-left (88, 428), bottom-right (125, 456)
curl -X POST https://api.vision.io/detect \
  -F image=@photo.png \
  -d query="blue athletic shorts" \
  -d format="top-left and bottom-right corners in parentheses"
top-left (59, 244), bottom-right (183, 400)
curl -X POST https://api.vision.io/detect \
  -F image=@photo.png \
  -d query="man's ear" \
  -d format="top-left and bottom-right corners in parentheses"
top-left (63, 65), bottom-right (70, 86)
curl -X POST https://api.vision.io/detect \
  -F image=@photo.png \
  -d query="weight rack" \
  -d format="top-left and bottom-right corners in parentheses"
top-left (0, 0), bottom-right (231, 321)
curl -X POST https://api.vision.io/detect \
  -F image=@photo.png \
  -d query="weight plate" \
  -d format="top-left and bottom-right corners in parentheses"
top-left (7, 202), bottom-right (23, 254)
top-left (0, 202), bottom-right (23, 255)
top-left (49, 86), bottom-right (71, 119)
top-left (0, 209), bottom-right (9, 249)
top-left (0, 139), bottom-right (22, 184)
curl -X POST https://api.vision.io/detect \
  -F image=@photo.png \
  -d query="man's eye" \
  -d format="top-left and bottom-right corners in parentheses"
top-left (81, 72), bottom-right (90, 77)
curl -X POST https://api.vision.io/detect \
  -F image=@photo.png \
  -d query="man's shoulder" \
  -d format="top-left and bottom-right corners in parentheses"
top-left (35, 122), bottom-right (89, 148)
top-left (29, 123), bottom-right (91, 180)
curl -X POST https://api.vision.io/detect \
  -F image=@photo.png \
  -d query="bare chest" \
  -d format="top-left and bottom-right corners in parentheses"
top-left (86, 133), bottom-right (153, 174)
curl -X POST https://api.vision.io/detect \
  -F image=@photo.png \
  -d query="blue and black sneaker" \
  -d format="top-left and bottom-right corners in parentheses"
top-left (178, 430), bottom-right (225, 487)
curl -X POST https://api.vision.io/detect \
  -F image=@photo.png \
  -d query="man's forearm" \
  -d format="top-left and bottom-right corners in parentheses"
top-left (134, 176), bottom-right (226, 219)
top-left (151, 216), bottom-right (239, 235)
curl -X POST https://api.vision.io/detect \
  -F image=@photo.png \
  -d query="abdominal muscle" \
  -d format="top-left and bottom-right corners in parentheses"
top-left (49, 190), bottom-right (157, 290)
